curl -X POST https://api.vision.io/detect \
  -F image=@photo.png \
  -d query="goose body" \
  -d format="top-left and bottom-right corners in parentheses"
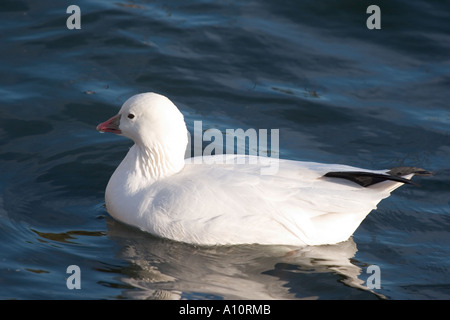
top-left (97, 93), bottom-right (429, 246)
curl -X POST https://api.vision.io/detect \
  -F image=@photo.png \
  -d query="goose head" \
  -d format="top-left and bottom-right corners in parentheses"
top-left (97, 92), bottom-right (188, 177)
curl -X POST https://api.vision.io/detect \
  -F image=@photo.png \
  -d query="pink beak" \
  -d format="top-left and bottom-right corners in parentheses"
top-left (97, 114), bottom-right (122, 134)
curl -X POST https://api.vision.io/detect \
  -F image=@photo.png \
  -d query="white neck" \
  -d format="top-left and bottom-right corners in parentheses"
top-left (133, 142), bottom-right (185, 181)
top-left (110, 142), bottom-right (185, 195)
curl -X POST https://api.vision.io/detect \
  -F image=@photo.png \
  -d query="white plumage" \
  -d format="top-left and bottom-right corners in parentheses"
top-left (97, 92), bottom-right (429, 246)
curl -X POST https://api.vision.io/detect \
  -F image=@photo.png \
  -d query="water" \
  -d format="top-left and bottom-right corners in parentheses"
top-left (0, 0), bottom-right (449, 300)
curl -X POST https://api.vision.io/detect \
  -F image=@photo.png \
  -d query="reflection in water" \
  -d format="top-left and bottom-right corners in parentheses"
top-left (30, 229), bottom-right (106, 244)
top-left (105, 218), bottom-right (384, 300)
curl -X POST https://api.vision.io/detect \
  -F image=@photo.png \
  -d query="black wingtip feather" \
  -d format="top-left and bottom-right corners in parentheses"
top-left (323, 166), bottom-right (431, 188)
top-left (323, 171), bottom-right (414, 187)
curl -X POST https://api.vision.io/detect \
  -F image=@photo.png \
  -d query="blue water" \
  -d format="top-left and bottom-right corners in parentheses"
top-left (1, 0), bottom-right (449, 300)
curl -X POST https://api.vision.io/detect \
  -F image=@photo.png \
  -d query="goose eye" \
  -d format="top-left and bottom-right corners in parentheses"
top-left (127, 113), bottom-right (135, 119)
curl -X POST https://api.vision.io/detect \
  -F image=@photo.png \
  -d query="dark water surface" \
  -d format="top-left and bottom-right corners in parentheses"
top-left (1, 0), bottom-right (449, 299)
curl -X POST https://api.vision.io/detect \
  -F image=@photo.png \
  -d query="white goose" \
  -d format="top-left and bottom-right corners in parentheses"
top-left (97, 92), bottom-right (430, 246)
